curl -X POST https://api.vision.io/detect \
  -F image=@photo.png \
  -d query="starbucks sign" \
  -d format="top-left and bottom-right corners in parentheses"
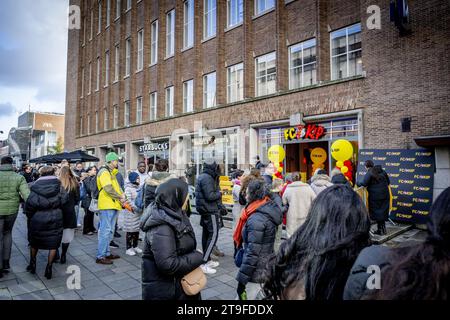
top-left (139, 142), bottom-right (169, 154)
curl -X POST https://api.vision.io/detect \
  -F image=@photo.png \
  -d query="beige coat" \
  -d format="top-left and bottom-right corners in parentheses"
top-left (282, 181), bottom-right (316, 238)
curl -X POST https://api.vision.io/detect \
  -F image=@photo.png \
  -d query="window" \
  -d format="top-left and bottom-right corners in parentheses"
top-left (88, 62), bottom-right (92, 94)
top-left (137, 30), bottom-right (144, 71)
top-left (255, 0), bottom-right (275, 15)
top-left (150, 92), bottom-right (157, 121)
top-left (83, 17), bottom-right (86, 45)
top-left (165, 86), bottom-right (174, 117)
top-left (113, 105), bottom-right (119, 128)
top-left (183, 0), bottom-right (194, 49)
top-left (227, 63), bottom-right (243, 103)
top-left (47, 131), bottom-right (57, 147)
top-left (331, 23), bottom-right (362, 80)
top-left (105, 50), bottom-right (110, 86)
top-left (104, 108), bottom-right (108, 130)
top-left (96, 57), bottom-right (100, 91)
top-left (126, 0), bottom-right (131, 11)
top-left (81, 67), bottom-right (85, 98)
top-left (183, 80), bottom-right (194, 112)
top-left (95, 111), bottom-right (99, 133)
top-left (106, 0), bottom-right (111, 27)
top-left (289, 38), bottom-right (317, 89)
top-left (90, 10), bottom-right (94, 40)
top-left (203, 72), bottom-right (216, 108)
top-left (80, 116), bottom-right (83, 135)
top-left (124, 101), bottom-right (130, 126)
top-left (87, 114), bottom-right (91, 135)
top-left (203, 0), bottom-right (217, 39)
top-left (114, 44), bottom-right (120, 81)
top-left (98, 1), bottom-right (102, 34)
top-left (125, 38), bottom-right (131, 77)
top-left (227, 0), bottom-right (243, 28)
top-left (116, 0), bottom-right (121, 19)
top-left (166, 10), bottom-right (175, 57)
top-left (150, 20), bottom-right (158, 64)
top-left (255, 52), bottom-right (276, 96)
top-left (136, 97), bottom-right (143, 124)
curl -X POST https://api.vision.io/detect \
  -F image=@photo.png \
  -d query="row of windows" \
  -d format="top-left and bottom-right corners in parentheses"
top-left (80, 23), bottom-right (362, 107)
top-left (83, 0), bottom-right (276, 48)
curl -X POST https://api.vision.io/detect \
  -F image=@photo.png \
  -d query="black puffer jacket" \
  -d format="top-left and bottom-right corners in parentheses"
top-left (24, 177), bottom-right (66, 250)
top-left (357, 165), bottom-right (390, 221)
top-left (143, 172), bottom-right (175, 208)
top-left (61, 187), bottom-right (80, 229)
top-left (195, 163), bottom-right (222, 214)
top-left (237, 200), bottom-right (283, 285)
top-left (141, 179), bottom-right (203, 300)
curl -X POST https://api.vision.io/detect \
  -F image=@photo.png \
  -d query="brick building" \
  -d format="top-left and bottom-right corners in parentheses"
top-left (65, 0), bottom-right (449, 197)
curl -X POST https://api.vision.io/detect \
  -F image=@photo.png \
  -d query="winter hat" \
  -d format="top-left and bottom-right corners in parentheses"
top-left (106, 152), bottom-right (120, 163)
top-left (128, 172), bottom-right (139, 184)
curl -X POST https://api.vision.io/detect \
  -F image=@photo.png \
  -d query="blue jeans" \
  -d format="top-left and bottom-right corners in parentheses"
top-left (96, 210), bottom-right (118, 259)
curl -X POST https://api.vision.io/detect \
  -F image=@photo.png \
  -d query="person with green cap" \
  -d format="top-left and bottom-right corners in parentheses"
top-left (95, 152), bottom-right (127, 264)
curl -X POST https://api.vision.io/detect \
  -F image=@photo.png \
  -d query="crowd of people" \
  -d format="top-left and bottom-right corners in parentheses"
top-left (0, 152), bottom-right (449, 300)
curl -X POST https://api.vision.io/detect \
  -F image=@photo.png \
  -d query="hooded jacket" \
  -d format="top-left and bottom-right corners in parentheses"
top-left (310, 174), bottom-right (333, 195)
top-left (96, 166), bottom-right (124, 211)
top-left (143, 171), bottom-right (176, 208)
top-left (237, 200), bottom-right (283, 285)
top-left (141, 179), bottom-right (203, 300)
top-left (195, 163), bottom-right (222, 214)
top-left (282, 181), bottom-right (317, 238)
top-left (123, 182), bottom-right (143, 233)
top-left (0, 164), bottom-right (30, 215)
top-left (24, 176), bottom-right (65, 250)
top-left (357, 165), bottom-right (390, 221)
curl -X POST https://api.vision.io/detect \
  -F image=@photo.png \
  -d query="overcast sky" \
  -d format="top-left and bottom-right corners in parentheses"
top-left (0, 0), bottom-right (69, 140)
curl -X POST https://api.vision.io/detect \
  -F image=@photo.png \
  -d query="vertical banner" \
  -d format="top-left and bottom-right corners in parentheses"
top-left (357, 149), bottom-right (435, 224)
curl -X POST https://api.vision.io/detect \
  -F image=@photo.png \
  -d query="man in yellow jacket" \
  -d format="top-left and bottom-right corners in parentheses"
top-left (96, 152), bottom-right (126, 264)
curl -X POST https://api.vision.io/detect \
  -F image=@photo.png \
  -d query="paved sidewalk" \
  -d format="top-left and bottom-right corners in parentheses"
top-left (0, 209), bottom-right (239, 300)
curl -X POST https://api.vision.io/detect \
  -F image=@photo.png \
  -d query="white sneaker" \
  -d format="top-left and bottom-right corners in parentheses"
top-left (126, 248), bottom-right (136, 256)
top-left (206, 260), bottom-right (219, 268)
top-left (200, 264), bottom-right (217, 274)
top-left (133, 247), bottom-right (143, 254)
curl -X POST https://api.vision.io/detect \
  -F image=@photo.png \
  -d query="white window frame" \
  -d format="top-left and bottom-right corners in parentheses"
top-left (114, 44), bottom-right (120, 82)
top-left (106, 0), bottom-right (111, 27)
top-left (227, 63), bottom-right (243, 103)
top-left (183, 79), bottom-right (194, 113)
top-left (95, 111), bottom-right (99, 133)
top-left (150, 20), bottom-right (158, 65)
top-left (288, 38), bottom-right (317, 89)
top-left (150, 92), bottom-right (157, 121)
top-left (80, 67), bottom-right (85, 98)
top-left (98, 1), bottom-right (102, 34)
top-left (136, 96), bottom-right (143, 124)
top-left (104, 107), bottom-right (108, 131)
top-left (330, 23), bottom-right (362, 80)
top-left (137, 29), bottom-right (144, 71)
top-left (124, 101), bottom-right (130, 126)
top-left (255, 51), bottom-right (277, 97)
top-left (88, 62), bottom-right (92, 95)
top-left (96, 57), bottom-right (101, 91)
top-left (203, 71), bottom-right (216, 109)
top-left (255, 0), bottom-right (275, 16)
top-left (166, 10), bottom-right (175, 58)
top-left (165, 86), bottom-right (174, 117)
top-left (227, 0), bottom-right (243, 28)
top-left (125, 38), bottom-right (131, 77)
top-left (203, 0), bottom-right (217, 40)
top-left (113, 105), bottom-right (119, 128)
top-left (105, 50), bottom-right (110, 86)
top-left (116, 0), bottom-right (121, 19)
top-left (183, 0), bottom-right (194, 49)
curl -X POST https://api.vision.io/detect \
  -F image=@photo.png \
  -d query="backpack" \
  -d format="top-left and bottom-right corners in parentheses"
top-left (134, 185), bottom-right (145, 211)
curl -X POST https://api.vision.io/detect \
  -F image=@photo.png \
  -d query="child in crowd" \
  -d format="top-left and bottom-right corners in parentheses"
top-left (123, 172), bottom-right (144, 256)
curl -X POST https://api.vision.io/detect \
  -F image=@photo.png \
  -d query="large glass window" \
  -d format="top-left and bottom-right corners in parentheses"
top-left (136, 97), bottom-right (143, 124)
top-left (126, 0), bottom-right (131, 10)
top-left (96, 57), bottom-right (100, 91)
top-left (113, 105), bottom-right (118, 128)
top-left (150, 20), bottom-right (158, 64)
top-left (106, 0), bottom-right (111, 27)
top-left (88, 62), bottom-right (92, 94)
top-left (95, 111), bottom-right (99, 133)
top-left (125, 38), bottom-right (131, 76)
top-left (289, 38), bottom-right (317, 89)
top-left (137, 29), bottom-right (144, 71)
top-left (105, 50), bottom-right (110, 86)
top-left (203, 72), bottom-right (216, 108)
top-left (150, 92), bottom-right (157, 120)
top-left (331, 23), bottom-right (362, 80)
top-left (165, 86), bottom-right (174, 117)
top-left (255, 0), bottom-right (275, 15)
top-left (255, 52), bottom-right (276, 96)
top-left (80, 116), bottom-right (83, 135)
top-left (183, 80), bottom-right (194, 113)
top-left (90, 10), bottom-right (93, 40)
top-left (166, 10), bottom-right (175, 57)
top-left (227, 63), bottom-right (243, 103)
top-left (81, 68), bottom-right (84, 97)
top-left (124, 101), bottom-right (130, 126)
top-left (114, 44), bottom-right (120, 81)
top-left (98, 1), bottom-right (102, 34)
top-left (104, 108), bottom-right (108, 130)
top-left (203, 0), bottom-right (217, 39)
top-left (183, 0), bottom-right (194, 48)
top-left (227, 0), bottom-right (243, 28)
top-left (116, 0), bottom-right (121, 19)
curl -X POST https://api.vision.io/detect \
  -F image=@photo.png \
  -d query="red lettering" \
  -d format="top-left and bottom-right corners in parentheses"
top-left (305, 125), bottom-right (315, 139)
top-left (315, 126), bottom-right (325, 139)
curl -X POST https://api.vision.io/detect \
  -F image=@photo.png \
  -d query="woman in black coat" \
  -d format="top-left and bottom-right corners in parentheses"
top-left (357, 160), bottom-right (391, 235)
top-left (81, 166), bottom-right (97, 235)
top-left (140, 178), bottom-right (204, 300)
top-left (24, 166), bottom-right (66, 279)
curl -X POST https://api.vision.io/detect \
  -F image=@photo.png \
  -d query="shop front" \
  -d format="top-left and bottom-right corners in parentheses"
top-left (257, 112), bottom-right (362, 184)
top-left (134, 140), bottom-right (170, 167)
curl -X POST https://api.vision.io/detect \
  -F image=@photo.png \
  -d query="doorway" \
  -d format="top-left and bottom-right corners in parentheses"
top-left (284, 141), bottom-right (329, 181)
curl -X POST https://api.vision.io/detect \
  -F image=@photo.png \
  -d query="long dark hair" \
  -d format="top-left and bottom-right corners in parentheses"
top-left (372, 187), bottom-right (450, 300)
top-left (263, 185), bottom-right (371, 300)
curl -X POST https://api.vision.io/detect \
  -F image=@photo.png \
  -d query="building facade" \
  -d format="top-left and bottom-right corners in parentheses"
top-left (65, 0), bottom-right (450, 196)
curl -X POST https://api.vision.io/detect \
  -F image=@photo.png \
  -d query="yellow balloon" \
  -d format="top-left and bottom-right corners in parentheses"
top-left (336, 161), bottom-right (344, 168)
top-left (341, 166), bottom-right (349, 174)
top-left (310, 147), bottom-right (327, 164)
top-left (268, 145), bottom-right (286, 163)
top-left (277, 166), bottom-right (283, 173)
top-left (331, 140), bottom-right (354, 161)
